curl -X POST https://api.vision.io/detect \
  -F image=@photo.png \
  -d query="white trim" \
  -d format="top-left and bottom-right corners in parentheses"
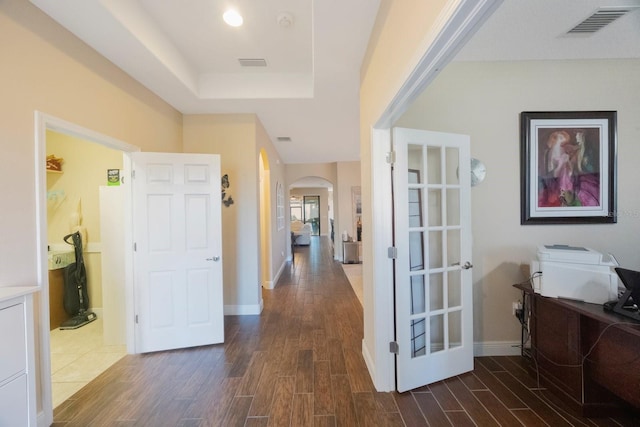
top-left (367, 0), bottom-right (503, 392)
top-left (264, 258), bottom-right (287, 289)
top-left (224, 303), bottom-right (263, 315)
top-left (474, 341), bottom-right (522, 357)
top-left (361, 339), bottom-right (377, 387)
top-left (34, 111), bottom-right (140, 427)
top-left (367, 128), bottom-right (395, 392)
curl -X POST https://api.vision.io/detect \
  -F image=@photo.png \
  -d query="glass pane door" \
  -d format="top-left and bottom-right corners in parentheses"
top-left (304, 196), bottom-right (320, 235)
top-left (393, 127), bottom-right (473, 392)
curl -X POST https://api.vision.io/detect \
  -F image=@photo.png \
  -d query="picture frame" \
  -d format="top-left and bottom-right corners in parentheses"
top-left (520, 111), bottom-right (617, 225)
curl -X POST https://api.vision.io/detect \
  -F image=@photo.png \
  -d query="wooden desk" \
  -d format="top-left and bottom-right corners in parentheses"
top-left (514, 283), bottom-right (640, 416)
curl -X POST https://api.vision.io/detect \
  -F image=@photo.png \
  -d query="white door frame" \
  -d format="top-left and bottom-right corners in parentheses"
top-left (365, 0), bottom-right (502, 391)
top-left (34, 111), bottom-right (140, 426)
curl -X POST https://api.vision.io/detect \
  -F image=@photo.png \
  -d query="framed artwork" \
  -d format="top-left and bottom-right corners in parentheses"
top-left (276, 182), bottom-right (284, 230)
top-left (520, 111), bottom-right (617, 225)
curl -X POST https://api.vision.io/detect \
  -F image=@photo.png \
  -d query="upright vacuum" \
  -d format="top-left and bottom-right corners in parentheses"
top-left (60, 231), bottom-right (97, 329)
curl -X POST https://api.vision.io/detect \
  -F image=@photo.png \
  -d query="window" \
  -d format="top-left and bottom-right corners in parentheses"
top-left (290, 196), bottom-right (302, 222)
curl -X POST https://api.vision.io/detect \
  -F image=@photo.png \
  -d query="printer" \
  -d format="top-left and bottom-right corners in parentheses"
top-left (530, 244), bottom-right (620, 304)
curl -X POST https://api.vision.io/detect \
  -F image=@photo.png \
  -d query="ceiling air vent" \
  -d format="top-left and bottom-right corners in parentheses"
top-left (567, 7), bottom-right (639, 34)
top-left (277, 137), bottom-right (292, 142)
top-left (238, 58), bottom-right (267, 67)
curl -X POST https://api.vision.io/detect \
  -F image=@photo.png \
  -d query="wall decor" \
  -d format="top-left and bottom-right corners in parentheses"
top-left (520, 111), bottom-right (617, 224)
top-left (221, 174), bottom-right (234, 207)
top-left (276, 181), bottom-right (284, 230)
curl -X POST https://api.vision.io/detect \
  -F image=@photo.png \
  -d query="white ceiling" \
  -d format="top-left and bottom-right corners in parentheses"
top-left (455, 0), bottom-right (640, 62)
top-left (30, 0), bottom-right (640, 165)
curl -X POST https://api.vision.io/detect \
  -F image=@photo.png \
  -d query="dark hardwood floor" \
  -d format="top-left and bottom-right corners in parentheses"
top-left (53, 237), bottom-right (639, 426)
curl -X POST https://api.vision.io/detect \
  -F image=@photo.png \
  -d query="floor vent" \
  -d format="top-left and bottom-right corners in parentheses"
top-left (238, 58), bottom-right (267, 67)
top-left (567, 7), bottom-right (639, 34)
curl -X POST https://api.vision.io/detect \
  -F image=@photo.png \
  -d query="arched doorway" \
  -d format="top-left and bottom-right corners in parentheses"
top-left (259, 149), bottom-right (272, 288)
top-left (289, 176), bottom-right (334, 245)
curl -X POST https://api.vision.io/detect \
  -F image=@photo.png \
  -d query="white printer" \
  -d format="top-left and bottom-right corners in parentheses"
top-left (530, 244), bottom-right (620, 304)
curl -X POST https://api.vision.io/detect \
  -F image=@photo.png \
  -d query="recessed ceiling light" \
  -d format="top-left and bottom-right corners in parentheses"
top-left (223, 9), bottom-right (243, 27)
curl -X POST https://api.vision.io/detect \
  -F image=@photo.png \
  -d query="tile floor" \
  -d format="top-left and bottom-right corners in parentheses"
top-left (341, 262), bottom-right (363, 305)
top-left (50, 317), bottom-right (126, 409)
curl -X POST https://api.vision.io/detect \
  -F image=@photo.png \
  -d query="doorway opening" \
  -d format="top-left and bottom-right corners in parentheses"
top-left (45, 129), bottom-right (128, 408)
top-left (259, 149), bottom-right (273, 289)
top-left (35, 112), bottom-right (139, 421)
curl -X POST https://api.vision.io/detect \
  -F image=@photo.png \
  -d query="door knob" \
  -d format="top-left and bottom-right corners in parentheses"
top-left (461, 261), bottom-right (473, 270)
top-left (206, 256), bottom-right (220, 262)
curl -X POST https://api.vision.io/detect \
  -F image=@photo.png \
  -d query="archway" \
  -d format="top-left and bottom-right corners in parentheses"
top-left (289, 176), bottom-right (334, 247)
top-left (259, 149), bottom-right (272, 288)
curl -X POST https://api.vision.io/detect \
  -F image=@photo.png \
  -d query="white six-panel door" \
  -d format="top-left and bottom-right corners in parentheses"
top-left (132, 152), bottom-right (224, 353)
top-left (392, 128), bottom-right (473, 392)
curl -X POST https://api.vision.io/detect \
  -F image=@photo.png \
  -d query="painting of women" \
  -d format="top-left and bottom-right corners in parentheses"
top-left (537, 128), bottom-right (600, 208)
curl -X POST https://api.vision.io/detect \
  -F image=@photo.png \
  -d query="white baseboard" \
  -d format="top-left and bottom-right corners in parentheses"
top-left (264, 259), bottom-right (288, 290)
top-left (474, 341), bottom-right (522, 357)
top-left (224, 300), bottom-right (263, 315)
top-left (361, 340), bottom-right (377, 389)
top-left (37, 411), bottom-right (48, 427)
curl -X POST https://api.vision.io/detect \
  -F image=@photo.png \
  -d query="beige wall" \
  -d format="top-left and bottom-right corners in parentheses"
top-left (0, 0), bottom-right (182, 288)
top-left (183, 114), bottom-right (258, 309)
top-left (396, 58), bottom-right (640, 344)
top-left (1, 0), bottom-right (183, 418)
top-left (183, 113), bottom-right (287, 310)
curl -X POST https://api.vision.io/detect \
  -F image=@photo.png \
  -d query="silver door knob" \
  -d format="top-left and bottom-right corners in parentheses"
top-left (206, 256), bottom-right (220, 262)
top-left (461, 261), bottom-right (473, 270)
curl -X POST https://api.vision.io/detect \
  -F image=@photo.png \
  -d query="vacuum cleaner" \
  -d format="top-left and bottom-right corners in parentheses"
top-left (60, 231), bottom-right (97, 330)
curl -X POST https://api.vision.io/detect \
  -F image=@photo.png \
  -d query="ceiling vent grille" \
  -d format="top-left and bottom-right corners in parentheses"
top-left (238, 58), bottom-right (267, 67)
top-left (277, 136), bottom-right (292, 142)
top-left (567, 7), bottom-right (638, 34)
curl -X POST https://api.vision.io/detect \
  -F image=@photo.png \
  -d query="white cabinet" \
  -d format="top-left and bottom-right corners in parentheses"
top-left (0, 288), bottom-right (37, 427)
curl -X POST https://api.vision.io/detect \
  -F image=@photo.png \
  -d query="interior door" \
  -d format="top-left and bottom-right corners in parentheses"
top-left (392, 127), bottom-right (473, 392)
top-left (132, 152), bottom-right (224, 353)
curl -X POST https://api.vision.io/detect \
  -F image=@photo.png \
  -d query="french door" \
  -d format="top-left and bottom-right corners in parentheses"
top-left (392, 127), bottom-right (473, 392)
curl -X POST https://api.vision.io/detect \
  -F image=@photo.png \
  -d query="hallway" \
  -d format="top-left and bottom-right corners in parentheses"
top-left (52, 237), bottom-right (639, 426)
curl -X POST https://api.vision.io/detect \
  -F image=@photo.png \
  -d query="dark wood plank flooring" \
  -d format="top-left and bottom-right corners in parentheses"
top-left (53, 237), bottom-right (639, 426)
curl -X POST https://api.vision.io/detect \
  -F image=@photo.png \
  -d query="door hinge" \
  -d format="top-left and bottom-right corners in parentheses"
top-left (389, 341), bottom-right (399, 354)
top-left (387, 247), bottom-right (397, 259)
top-left (386, 151), bottom-right (396, 165)
top-left (133, 242), bottom-right (137, 252)
top-left (135, 315), bottom-right (139, 324)
top-left (132, 170), bottom-right (136, 179)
